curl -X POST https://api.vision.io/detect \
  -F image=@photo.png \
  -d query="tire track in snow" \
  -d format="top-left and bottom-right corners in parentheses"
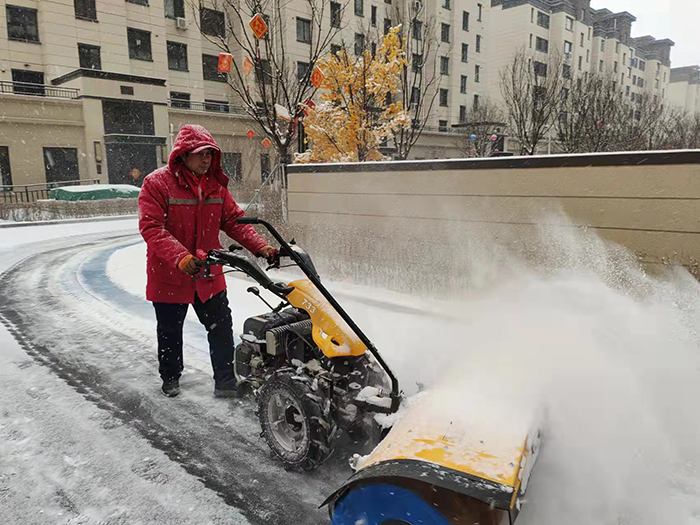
top-left (0, 240), bottom-right (350, 525)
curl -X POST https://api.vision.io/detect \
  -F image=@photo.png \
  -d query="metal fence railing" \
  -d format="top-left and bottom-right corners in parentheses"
top-left (167, 99), bottom-right (249, 115)
top-left (0, 179), bottom-right (101, 204)
top-left (0, 81), bottom-right (80, 100)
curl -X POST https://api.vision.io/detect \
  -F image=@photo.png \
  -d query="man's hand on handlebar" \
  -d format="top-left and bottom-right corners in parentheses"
top-left (257, 245), bottom-right (279, 267)
top-left (178, 254), bottom-right (201, 275)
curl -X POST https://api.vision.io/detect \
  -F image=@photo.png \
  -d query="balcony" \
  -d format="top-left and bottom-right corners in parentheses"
top-left (0, 80), bottom-right (80, 100)
top-left (167, 99), bottom-right (248, 115)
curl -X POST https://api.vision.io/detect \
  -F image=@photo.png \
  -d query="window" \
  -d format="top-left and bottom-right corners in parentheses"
top-left (439, 120), bottom-right (448, 131)
top-left (0, 147), bottom-right (11, 187)
top-left (296, 18), bottom-right (311, 43)
top-left (588, 27), bottom-right (591, 40)
top-left (371, 5), bottom-right (377, 26)
top-left (102, 99), bottom-right (154, 135)
top-left (473, 94), bottom-right (479, 109)
top-left (477, 3), bottom-right (482, 22)
top-left (200, 7), bottom-right (225, 37)
top-left (563, 64), bottom-right (571, 79)
top-left (74, 0), bottom-right (96, 21)
top-left (354, 0), bottom-right (363, 17)
top-left (460, 75), bottom-right (467, 93)
top-left (578, 56), bottom-right (582, 70)
top-left (411, 87), bottom-right (420, 105)
top-left (625, 85), bottom-right (630, 96)
top-left (632, 74), bottom-right (637, 85)
top-left (529, 34), bottom-right (533, 48)
top-left (441, 23), bottom-right (450, 43)
top-left (170, 92), bottom-right (190, 109)
top-left (354, 33), bottom-right (364, 55)
top-left (297, 61), bottom-right (310, 81)
top-left (127, 28), bottom-right (152, 61)
top-left (205, 100), bottom-right (230, 113)
top-left (586, 49), bottom-right (590, 62)
top-left (260, 154), bottom-right (270, 182)
top-left (565, 16), bottom-right (573, 31)
top-left (44, 148), bottom-right (79, 184)
top-left (599, 60), bottom-right (603, 72)
top-left (439, 89), bottom-right (448, 107)
top-left (203, 54), bottom-right (227, 82)
top-left (580, 32), bottom-right (584, 47)
top-left (616, 42), bottom-right (620, 53)
top-left (536, 11), bottom-right (549, 29)
top-left (412, 53), bottom-right (423, 73)
top-left (384, 18), bottom-right (392, 35)
top-left (461, 43), bottom-right (469, 63)
top-left (459, 105), bottom-right (466, 122)
top-left (127, 0), bottom-right (149, 5)
top-left (167, 41), bottom-right (188, 71)
top-left (164, 0), bottom-right (185, 19)
top-left (622, 52), bottom-right (626, 65)
top-left (443, 0), bottom-right (451, 9)
top-left (564, 41), bottom-right (572, 56)
top-left (413, 21), bottom-right (423, 40)
top-left (12, 69), bottom-right (45, 96)
top-left (628, 67), bottom-right (632, 78)
top-left (531, 7), bottom-right (534, 23)
top-left (371, 42), bottom-right (377, 57)
top-left (7, 5), bottom-right (39, 42)
top-left (600, 39), bottom-right (605, 52)
top-left (440, 56), bottom-right (449, 75)
top-left (535, 37), bottom-right (549, 53)
top-left (533, 61), bottom-right (547, 77)
top-left (221, 152), bottom-right (242, 182)
top-left (462, 11), bottom-right (469, 31)
top-left (638, 78), bottom-right (644, 88)
top-left (474, 64), bottom-right (480, 82)
top-left (78, 43), bottom-right (101, 70)
top-left (331, 2), bottom-right (341, 27)
top-left (614, 61), bottom-right (618, 73)
top-left (639, 60), bottom-right (646, 72)
top-left (476, 35), bottom-right (482, 53)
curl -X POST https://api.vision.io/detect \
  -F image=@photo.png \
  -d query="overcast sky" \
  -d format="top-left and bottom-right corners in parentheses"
top-left (590, 0), bottom-right (699, 67)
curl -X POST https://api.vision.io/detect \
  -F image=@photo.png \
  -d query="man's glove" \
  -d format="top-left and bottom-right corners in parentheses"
top-left (178, 254), bottom-right (199, 275)
top-left (257, 245), bottom-right (279, 265)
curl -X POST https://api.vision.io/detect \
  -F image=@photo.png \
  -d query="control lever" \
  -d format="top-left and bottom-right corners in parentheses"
top-left (247, 286), bottom-right (286, 313)
top-left (229, 243), bottom-right (244, 251)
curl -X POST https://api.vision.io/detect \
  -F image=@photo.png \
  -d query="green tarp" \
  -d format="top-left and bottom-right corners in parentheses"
top-left (50, 184), bottom-right (140, 201)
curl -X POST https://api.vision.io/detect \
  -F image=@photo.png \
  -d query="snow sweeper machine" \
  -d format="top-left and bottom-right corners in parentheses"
top-left (198, 218), bottom-right (542, 525)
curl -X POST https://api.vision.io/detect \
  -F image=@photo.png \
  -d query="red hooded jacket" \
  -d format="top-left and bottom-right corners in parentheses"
top-left (138, 125), bottom-right (268, 304)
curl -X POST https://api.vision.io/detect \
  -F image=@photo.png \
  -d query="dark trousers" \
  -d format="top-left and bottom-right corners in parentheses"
top-left (153, 290), bottom-right (235, 385)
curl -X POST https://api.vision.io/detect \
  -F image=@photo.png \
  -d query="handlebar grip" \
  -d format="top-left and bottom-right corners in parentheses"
top-left (236, 217), bottom-right (260, 225)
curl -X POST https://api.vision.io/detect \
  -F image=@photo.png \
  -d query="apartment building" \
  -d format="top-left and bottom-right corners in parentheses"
top-left (0, 0), bottom-right (267, 191)
top-left (487, 1), bottom-right (673, 107)
top-left (669, 65), bottom-right (700, 115)
top-left (0, 0), bottom-right (680, 188)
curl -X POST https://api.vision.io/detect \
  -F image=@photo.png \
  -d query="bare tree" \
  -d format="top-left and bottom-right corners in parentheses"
top-left (387, 2), bottom-right (442, 160)
top-left (192, 0), bottom-right (342, 163)
top-left (662, 109), bottom-right (700, 149)
top-left (500, 48), bottom-right (564, 155)
top-left (558, 73), bottom-right (626, 153)
top-left (456, 99), bottom-right (506, 157)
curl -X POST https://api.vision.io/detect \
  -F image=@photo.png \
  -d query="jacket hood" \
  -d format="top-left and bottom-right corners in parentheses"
top-left (168, 125), bottom-right (228, 187)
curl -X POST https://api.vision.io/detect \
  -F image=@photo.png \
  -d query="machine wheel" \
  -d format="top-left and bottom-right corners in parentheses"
top-left (258, 371), bottom-right (335, 471)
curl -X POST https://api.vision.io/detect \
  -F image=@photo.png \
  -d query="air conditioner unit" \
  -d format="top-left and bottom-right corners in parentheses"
top-left (176, 17), bottom-right (188, 30)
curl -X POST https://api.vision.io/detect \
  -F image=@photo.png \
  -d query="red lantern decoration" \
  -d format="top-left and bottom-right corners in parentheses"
top-left (249, 14), bottom-right (269, 39)
top-left (262, 138), bottom-right (272, 148)
top-left (218, 53), bottom-right (233, 73)
top-left (246, 129), bottom-right (256, 139)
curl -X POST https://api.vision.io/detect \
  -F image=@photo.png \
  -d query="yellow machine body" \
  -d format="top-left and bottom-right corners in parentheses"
top-left (286, 279), bottom-right (368, 358)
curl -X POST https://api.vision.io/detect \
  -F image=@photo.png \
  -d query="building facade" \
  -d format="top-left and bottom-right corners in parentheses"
top-left (669, 65), bottom-right (700, 115)
top-left (0, 0), bottom-right (680, 188)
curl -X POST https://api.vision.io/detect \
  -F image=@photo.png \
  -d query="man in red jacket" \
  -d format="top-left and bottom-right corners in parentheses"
top-left (139, 124), bottom-right (276, 398)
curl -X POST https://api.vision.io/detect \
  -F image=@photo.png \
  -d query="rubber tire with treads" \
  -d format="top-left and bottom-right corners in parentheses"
top-left (257, 372), bottom-right (335, 471)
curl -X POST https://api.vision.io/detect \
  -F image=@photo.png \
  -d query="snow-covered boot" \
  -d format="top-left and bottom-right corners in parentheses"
top-left (161, 378), bottom-right (180, 397)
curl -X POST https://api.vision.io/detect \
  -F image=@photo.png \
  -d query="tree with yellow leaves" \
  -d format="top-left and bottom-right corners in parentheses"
top-left (294, 27), bottom-right (411, 163)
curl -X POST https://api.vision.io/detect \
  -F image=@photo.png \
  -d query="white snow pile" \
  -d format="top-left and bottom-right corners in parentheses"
top-left (55, 184), bottom-right (139, 194)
